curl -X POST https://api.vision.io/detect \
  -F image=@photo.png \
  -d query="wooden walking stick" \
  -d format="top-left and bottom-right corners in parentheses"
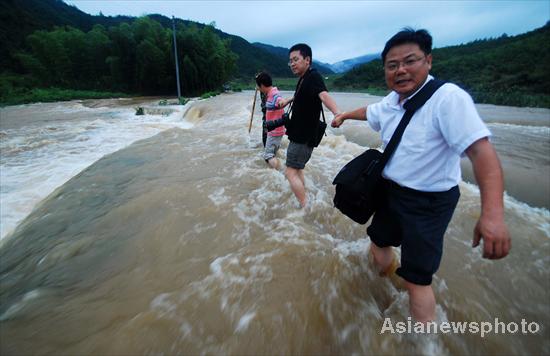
top-left (248, 87), bottom-right (258, 133)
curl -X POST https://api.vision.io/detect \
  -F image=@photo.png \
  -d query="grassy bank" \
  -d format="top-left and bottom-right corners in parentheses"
top-left (5, 79), bottom-right (547, 109)
top-left (0, 85), bottom-right (228, 107)
top-left (0, 88), bottom-right (131, 107)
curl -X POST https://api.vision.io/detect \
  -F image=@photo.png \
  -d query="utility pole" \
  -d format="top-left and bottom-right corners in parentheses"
top-left (172, 16), bottom-right (182, 103)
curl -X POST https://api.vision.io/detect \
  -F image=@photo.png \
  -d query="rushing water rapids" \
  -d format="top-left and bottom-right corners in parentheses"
top-left (0, 92), bottom-right (549, 355)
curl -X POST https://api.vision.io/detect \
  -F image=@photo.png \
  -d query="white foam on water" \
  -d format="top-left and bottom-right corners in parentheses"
top-left (192, 222), bottom-right (218, 235)
top-left (150, 293), bottom-right (177, 318)
top-left (235, 311), bottom-right (256, 333)
top-left (0, 289), bottom-right (44, 321)
top-left (179, 321), bottom-right (193, 339)
top-left (333, 237), bottom-right (371, 258)
top-left (209, 254), bottom-right (247, 286)
top-left (489, 122), bottom-right (550, 134)
top-left (0, 101), bottom-right (194, 240)
top-left (460, 181), bottom-right (550, 237)
top-left (208, 188), bottom-right (229, 206)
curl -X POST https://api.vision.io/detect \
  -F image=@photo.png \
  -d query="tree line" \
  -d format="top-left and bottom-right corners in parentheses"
top-left (333, 23), bottom-right (550, 108)
top-left (1, 16), bottom-right (237, 101)
top-left (2, 2), bottom-right (548, 109)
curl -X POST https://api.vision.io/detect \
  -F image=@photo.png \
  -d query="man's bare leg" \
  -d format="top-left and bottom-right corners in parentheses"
top-left (267, 157), bottom-right (279, 170)
top-left (285, 166), bottom-right (307, 208)
top-left (405, 281), bottom-right (436, 322)
top-left (370, 243), bottom-right (396, 273)
top-left (372, 243), bottom-right (435, 321)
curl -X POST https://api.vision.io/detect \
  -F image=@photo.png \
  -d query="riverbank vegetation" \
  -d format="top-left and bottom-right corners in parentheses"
top-left (1, 16), bottom-right (236, 106)
top-left (1, 0), bottom-right (548, 108)
top-left (334, 23), bottom-right (550, 108)
top-left (0, 87), bottom-right (129, 106)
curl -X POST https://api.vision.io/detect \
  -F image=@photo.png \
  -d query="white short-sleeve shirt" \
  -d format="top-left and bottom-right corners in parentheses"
top-left (366, 75), bottom-right (491, 192)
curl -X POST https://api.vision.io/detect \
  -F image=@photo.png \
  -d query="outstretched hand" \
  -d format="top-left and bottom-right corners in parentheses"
top-left (472, 214), bottom-right (511, 259)
top-left (277, 97), bottom-right (292, 108)
top-left (331, 113), bottom-right (345, 128)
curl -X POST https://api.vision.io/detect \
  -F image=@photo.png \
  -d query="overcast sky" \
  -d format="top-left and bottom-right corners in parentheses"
top-left (64, 0), bottom-right (549, 63)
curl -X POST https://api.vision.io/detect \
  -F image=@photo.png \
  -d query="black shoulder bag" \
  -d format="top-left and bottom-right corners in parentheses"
top-left (309, 105), bottom-right (327, 147)
top-left (309, 69), bottom-right (328, 147)
top-left (332, 79), bottom-right (446, 224)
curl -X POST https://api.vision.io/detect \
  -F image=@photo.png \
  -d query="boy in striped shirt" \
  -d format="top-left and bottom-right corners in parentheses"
top-left (255, 72), bottom-right (286, 169)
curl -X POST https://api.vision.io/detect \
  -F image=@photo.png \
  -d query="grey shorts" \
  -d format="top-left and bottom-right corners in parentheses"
top-left (263, 135), bottom-right (283, 161)
top-left (286, 141), bottom-right (313, 169)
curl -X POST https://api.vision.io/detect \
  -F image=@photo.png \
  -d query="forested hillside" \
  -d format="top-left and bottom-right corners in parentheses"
top-left (252, 42), bottom-right (335, 74)
top-left (0, 0), bottom-right (128, 69)
top-left (1, 0), bottom-right (293, 78)
top-left (1, 0), bottom-right (548, 107)
top-left (1, 17), bottom-right (236, 98)
top-left (0, 0), bottom-right (294, 104)
top-left (334, 24), bottom-right (550, 107)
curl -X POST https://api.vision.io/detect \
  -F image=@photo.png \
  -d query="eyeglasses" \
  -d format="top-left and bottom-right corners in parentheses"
top-left (288, 56), bottom-right (302, 66)
top-left (384, 56), bottom-right (426, 72)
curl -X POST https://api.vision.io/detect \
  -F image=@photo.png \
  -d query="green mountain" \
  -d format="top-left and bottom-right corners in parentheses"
top-left (252, 42), bottom-right (335, 74)
top-left (0, 0), bottom-right (291, 78)
top-left (2, 0), bottom-right (548, 107)
top-left (334, 23), bottom-right (550, 107)
top-left (0, 0), bottom-right (124, 69)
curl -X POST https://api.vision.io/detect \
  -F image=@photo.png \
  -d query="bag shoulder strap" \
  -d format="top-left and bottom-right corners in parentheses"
top-left (286, 68), bottom-right (310, 116)
top-left (378, 79), bottom-right (446, 167)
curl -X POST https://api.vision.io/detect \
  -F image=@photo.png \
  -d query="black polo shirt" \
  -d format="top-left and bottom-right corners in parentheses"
top-left (287, 68), bottom-right (327, 144)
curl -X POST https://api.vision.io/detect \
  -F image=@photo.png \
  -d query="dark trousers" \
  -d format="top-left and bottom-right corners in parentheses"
top-left (367, 179), bottom-right (460, 285)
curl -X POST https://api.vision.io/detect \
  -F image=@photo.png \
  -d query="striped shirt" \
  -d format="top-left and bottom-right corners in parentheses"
top-left (266, 87), bottom-right (285, 137)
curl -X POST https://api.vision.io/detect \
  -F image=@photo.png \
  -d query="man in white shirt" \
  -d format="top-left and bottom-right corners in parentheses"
top-left (332, 28), bottom-right (510, 322)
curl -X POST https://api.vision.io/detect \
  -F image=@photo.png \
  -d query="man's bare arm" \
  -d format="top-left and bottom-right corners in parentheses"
top-left (466, 137), bottom-right (511, 259)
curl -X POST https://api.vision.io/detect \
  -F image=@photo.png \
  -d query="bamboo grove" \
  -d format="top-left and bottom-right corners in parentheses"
top-left (4, 16), bottom-right (237, 98)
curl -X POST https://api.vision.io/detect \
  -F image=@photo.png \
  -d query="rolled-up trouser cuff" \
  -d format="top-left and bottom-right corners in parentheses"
top-left (396, 267), bottom-right (432, 286)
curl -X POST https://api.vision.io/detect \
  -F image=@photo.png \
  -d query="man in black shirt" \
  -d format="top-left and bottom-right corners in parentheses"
top-left (279, 43), bottom-right (341, 208)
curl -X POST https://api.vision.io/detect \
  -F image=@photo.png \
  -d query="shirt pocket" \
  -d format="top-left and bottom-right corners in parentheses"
top-left (400, 125), bottom-right (427, 154)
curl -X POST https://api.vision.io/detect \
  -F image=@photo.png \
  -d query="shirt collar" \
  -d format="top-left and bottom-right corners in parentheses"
top-left (388, 75), bottom-right (434, 110)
